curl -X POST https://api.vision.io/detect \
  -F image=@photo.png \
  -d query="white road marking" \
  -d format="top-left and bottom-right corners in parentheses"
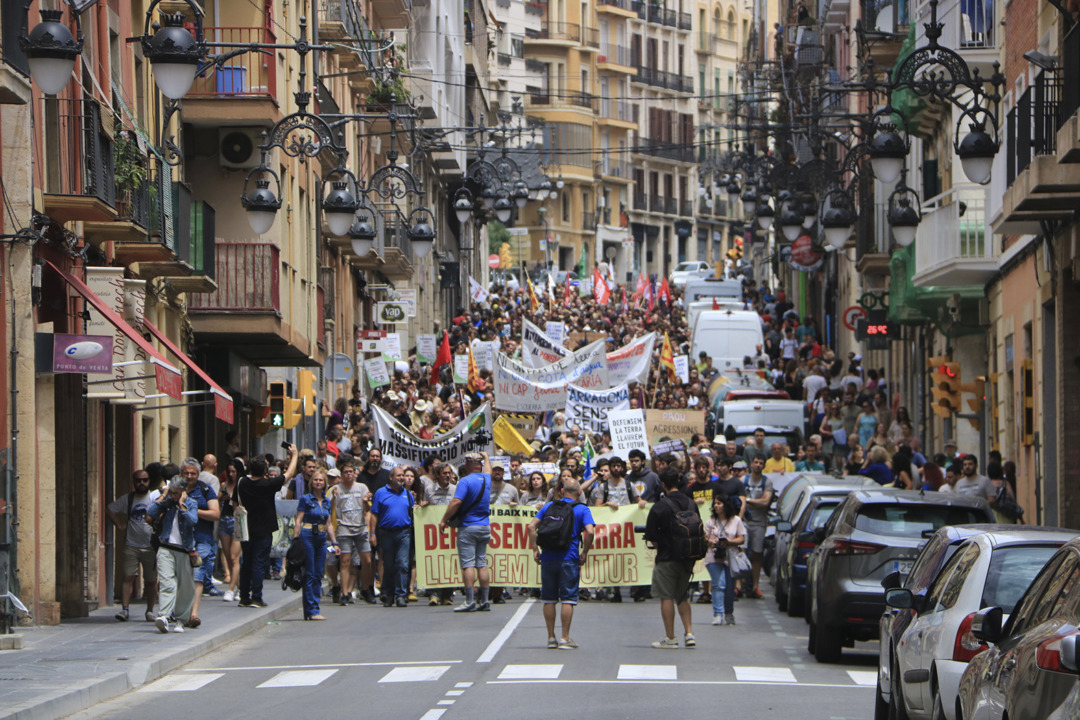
top-left (454, 682), bottom-right (473, 688)
top-left (137, 673), bottom-right (224, 692)
top-left (617, 664), bottom-right (678, 680)
top-left (379, 666), bottom-right (452, 683)
top-left (847, 671), bottom-right (878, 686)
top-left (498, 664), bottom-right (564, 679)
top-left (437, 700), bottom-right (455, 706)
top-left (418, 711), bottom-right (446, 720)
top-left (188, 660), bottom-right (462, 672)
top-left (476, 598), bottom-right (536, 663)
top-left (257, 669), bottom-right (338, 688)
top-left (733, 666), bottom-right (797, 683)
top-left (445, 690), bottom-right (465, 696)
top-left (488, 679), bottom-right (874, 688)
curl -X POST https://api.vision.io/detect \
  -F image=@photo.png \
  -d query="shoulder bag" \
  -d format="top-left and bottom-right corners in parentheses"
top-left (234, 478), bottom-right (250, 542)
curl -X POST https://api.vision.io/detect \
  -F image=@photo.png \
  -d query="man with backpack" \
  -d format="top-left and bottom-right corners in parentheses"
top-left (644, 467), bottom-right (706, 649)
top-left (105, 469), bottom-right (159, 622)
top-left (528, 478), bottom-right (595, 650)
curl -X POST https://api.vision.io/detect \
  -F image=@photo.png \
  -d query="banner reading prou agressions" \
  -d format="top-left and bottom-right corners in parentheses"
top-left (414, 504), bottom-right (659, 588)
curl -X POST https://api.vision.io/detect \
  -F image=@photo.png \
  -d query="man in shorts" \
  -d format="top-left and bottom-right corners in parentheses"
top-left (329, 459), bottom-right (374, 604)
top-left (743, 455), bottom-right (774, 599)
top-left (439, 451), bottom-right (492, 612)
top-left (529, 478), bottom-right (594, 649)
top-left (105, 469), bottom-right (160, 622)
top-left (644, 468), bottom-right (697, 649)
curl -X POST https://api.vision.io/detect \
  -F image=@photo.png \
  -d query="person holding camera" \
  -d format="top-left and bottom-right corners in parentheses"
top-left (704, 493), bottom-right (746, 626)
top-left (147, 476), bottom-right (199, 634)
top-left (643, 467), bottom-right (699, 649)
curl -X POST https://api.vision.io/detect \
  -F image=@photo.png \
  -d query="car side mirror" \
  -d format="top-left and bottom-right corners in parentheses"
top-left (884, 588), bottom-right (914, 609)
top-left (776, 521), bottom-right (793, 533)
top-left (1061, 634), bottom-right (1080, 673)
top-left (881, 570), bottom-right (902, 591)
top-left (970, 607), bottom-right (1004, 645)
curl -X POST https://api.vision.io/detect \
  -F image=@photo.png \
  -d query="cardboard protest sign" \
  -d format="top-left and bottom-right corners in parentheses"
top-left (644, 408), bottom-right (706, 444)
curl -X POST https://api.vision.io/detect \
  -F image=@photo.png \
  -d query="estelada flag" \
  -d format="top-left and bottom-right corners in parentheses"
top-left (467, 344), bottom-right (481, 393)
top-left (658, 276), bottom-right (672, 307)
top-left (660, 332), bottom-right (678, 383)
top-left (526, 274), bottom-right (540, 313)
top-left (593, 267), bottom-right (611, 305)
top-left (430, 330), bottom-right (451, 384)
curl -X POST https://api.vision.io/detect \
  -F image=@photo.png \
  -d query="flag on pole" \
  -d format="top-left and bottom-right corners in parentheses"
top-left (658, 276), bottom-right (672, 308)
top-left (526, 273), bottom-right (540, 313)
top-left (467, 344), bottom-right (481, 393)
top-left (545, 271), bottom-right (556, 301)
top-left (468, 275), bottom-right (489, 303)
top-left (644, 276), bottom-right (655, 313)
top-left (430, 330), bottom-right (451, 384)
top-left (576, 244), bottom-right (588, 281)
top-left (660, 332), bottom-right (678, 383)
top-left (582, 437), bottom-right (595, 486)
top-left (493, 415), bottom-right (535, 455)
top-left (592, 267), bottom-right (611, 305)
top-left (621, 286), bottom-right (629, 313)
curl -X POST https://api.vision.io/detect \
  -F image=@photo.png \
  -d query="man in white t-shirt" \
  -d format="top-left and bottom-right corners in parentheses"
top-left (105, 469), bottom-right (161, 622)
top-left (802, 365), bottom-right (828, 402)
top-left (779, 328), bottom-right (798, 361)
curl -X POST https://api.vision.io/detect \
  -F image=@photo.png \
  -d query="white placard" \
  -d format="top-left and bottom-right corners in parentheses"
top-left (397, 289), bottom-right (417, 317)
top-left (382, 333), bottom-right (402, 361)
top-left (564, 383), bottom-right (630, 435)
top-left (674, 354), bottom-right (690, 385)
top-left (545, 321), bottom-right (565, 344)
top-left (417, 334), bottom-right (438, 364)
top-left (453, 354), bottom-right (470, 384)
top-left (608, 408), bottom-right (650, 460)
top-left (358, 338), bottom-right (382, 353)
top-left (364, 357), bottom-right (390, 388)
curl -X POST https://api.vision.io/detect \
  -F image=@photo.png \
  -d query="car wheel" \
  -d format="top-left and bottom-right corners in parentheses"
top-left (931, 691), bottom-right (947, 720)
top-left (814, 624), bottom-right (843, 664)
top-left (889, 660), bottom-right (910, 720)
top-left (807, 619), bottom-right (817, 654)
top-left (875, 674), bottom-right (890, 720)
top-left (777, 584), bottom-right (788, 612)
top-left (787, 587), bottom-right (804, 617)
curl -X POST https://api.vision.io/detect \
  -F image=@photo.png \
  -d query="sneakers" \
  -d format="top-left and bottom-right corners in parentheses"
top-left (144, 611), bottom-right (156, 622)
top-left (684, 633), bottom-right (696, 648)
top-left (440, 597), bottom-right (454, 606)
top-left (453, 601), bottom-right (478, 613)
top-left (172, 624), bottom-right (185, 633)
top-left (547, 637), bottom-right (559, 649)
top-left (407, 592), bottom-right (418, 602)
top-left (115, 607), bottom-right (129, 622)
top-left (395, 596), bottom-right (408, 608)
top-left (712, 614), bottom-right (725, 626)
top-left (249, 599), bottom-right (268, 608)
top-left (222, 590), bottom-right (234, 603)
top-left (203, 586), bottom-right (224, 597)
top-left (725, 615), bottom-right (737, 626)
top-left (558, 638), bottom-right (579, 650)
top-left (750, 587), bottom-right (764, 600)
top-left (651, 637), bottom-right (680, 649)
top-left (362, 589), bottom-right (378, 605)
top-left (476, 601), bottom-right (491, 612)
top-left (331, 586), bottom-right (341, 604)
top-left (155, 616), bottom-right (170, 634)
top-left (429, 595), bottom-right (439, 606)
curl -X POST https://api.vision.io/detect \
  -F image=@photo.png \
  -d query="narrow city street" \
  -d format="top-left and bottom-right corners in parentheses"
top-left (68, 583), bottom-right (876, 720)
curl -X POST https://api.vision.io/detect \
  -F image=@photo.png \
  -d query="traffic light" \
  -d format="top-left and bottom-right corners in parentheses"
top-left (962, 376), bottom-right (986, 431)
top-left (282, 397), bottom-right (303, 430)
top-left (252, 405), bottom-right (271, 438)
top-left (927, 357), bottom-right (961, 418)
top-left (297, 369), bottom-right (317, 416)
top-left (268, 381), bottom-right (287, 428)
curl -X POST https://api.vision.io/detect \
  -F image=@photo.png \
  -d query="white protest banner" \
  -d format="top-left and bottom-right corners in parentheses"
top-left (453, 354), bottom-right (470, 384)
top-left (417, 334), bottom-right (438, 364)
top-left (564, 383), bottom-right (630, 435)
top-left (674, 354), bottom-right (690, 385)
top-left (520, 462), bottom-right (560, 478)
top-left (473, 340), bottom-right (497, 372)
top-left (606, 332), bottom-right (655, 386)
top-left (522, 318), bottom-right (568, 368)
top-left (364, 357), bottom-right (390, 388)
top-left (545, 321), bottom-right (565, 345)
top-left (493, 339), bottom-right (609, 412)
top-left (469, 276), bottom-right (489, 303)
top-left (609, 408), bottom-right (650, 459)
top-left (381, 333), bottom-right (402, 361)
top-left (371, 402), bottom-right (494, 469)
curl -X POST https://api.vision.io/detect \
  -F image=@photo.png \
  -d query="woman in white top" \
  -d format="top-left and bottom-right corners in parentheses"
top-left (704, 493), bottom-right (746, 626)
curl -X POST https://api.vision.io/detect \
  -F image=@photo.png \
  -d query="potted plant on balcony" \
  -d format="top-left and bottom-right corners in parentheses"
top-left (113, 123), bottom-right (147, 221)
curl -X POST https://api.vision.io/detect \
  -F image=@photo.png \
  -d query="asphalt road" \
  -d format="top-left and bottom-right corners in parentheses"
top-left (69, 584), bottom-right (878, 720)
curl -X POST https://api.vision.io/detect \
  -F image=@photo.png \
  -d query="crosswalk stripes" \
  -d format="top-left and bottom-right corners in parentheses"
top-left (617, 664), bottom-right (678, 680)
top-left (257, 669), bottom-right (338, 688)
top-left (498, 664), bottom-right (564, 679)
top-left (846, 671), bottom-right (878, 687)
top-left (137, 673), bottom-right (224, 693)
top-left (378, 666), bottom-right (451, 683)
top-left (733, 666), bottom-right (797, 683)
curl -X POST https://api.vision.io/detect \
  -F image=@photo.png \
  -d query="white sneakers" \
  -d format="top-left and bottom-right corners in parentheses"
top-left (712, 614), bottom-right (725, 626)
top-left (155, 616), bottom-right (169, 634)
top-left (222, 590), bottom-right (234, 602)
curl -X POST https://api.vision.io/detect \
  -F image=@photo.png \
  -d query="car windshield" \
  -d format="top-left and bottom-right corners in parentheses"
top-left (854, 504), bottom-right (989, 537)
top-left (982, 545), bottom-right (1061, 613)
top-left (808, 502), bottom-right (840, 530)
top-left (675, 262), bottom-right (701, 272)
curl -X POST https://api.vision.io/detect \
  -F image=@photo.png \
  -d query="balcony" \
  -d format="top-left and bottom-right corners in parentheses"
top-left (696, 34), bottom-right (721, 54)
top-left (912, 185), bottom-right (996, 288)
top-left (370, 0), bottom-right (411, 27)
top-left (525, 22), bottom-right (599, 47)
top-left (39, 98), bottom-right (116, 224)
top-left (182, 26), bottom-right (280, 127)
top-left (637, 137), bottom-right (695, 162)
top-left (860, 0), bottom-right (908, 68)
top-left (498, 52), bottom-right (512, 66)
top-left (649, 194), bottom-right (664, 212)
top-left (599, 98), bottom-right (636, 127)
top-left (665, 197), bottom-right (678, 214)
top-left (380, 211), bottom-right (416, 280)
top-left (634, 190), bottom-right (648, 210)
top-left (598, 0), bottom-right (638, 16)
top-left (598, 158), bottom-right (633, 181)
top-left (635, 67), bottom-right (693, 94)
top-left (135, 184), bottom-right (218, 293)
top-left (916, 0), bottom-right (997, 76)
top-left (855, 200), bottom-right (892, 276)
top-left (525, 58), bottom-right (547, 74)
top-left (996, 72), bottom-right (1080, 234)
top-left (527, 91), bottom-right (598, 113)
top-left (583, 215), bottom-right (597, 232)
top-left (680, 199), bottom-right (694, 217)
top-left (598, 45), bottom-right (635, 73)
top-left (631, 1), bottom-right (691, 29)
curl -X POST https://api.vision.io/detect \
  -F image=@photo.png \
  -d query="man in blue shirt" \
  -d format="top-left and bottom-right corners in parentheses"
top-left (180, 458), bottom-right (219, 628)
top-left (369, 466), bottom-right (415, 608)
top-left (529, 479), bottom-right (595, 649)
top-left (439, 451), bottom-right (492, 612)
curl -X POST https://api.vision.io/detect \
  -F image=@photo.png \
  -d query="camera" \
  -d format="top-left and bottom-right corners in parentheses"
top-left (473, 428), bottom-right (492, 446)
top-left (281, 441), bottom-right (291, 450)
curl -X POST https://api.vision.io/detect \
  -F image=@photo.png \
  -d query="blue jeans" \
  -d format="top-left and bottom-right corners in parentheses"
top-left (540, 560), bottom-right (581, 605)
top-left (706, 562), bottom-right (734, 615)
top-left (240, 533), bottom-right (272, 603)
top-left (300, 529), bottom-right (327, 617)
top-left (194, 538), bottom-right (216, 591)
top-left (377, 526), bottom-right (411, 600)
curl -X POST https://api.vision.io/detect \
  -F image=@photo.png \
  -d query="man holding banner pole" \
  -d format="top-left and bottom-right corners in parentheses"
top-left (439, 451), bottom-right (493, 613)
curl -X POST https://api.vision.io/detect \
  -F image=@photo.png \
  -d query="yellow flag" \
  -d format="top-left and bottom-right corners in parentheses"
top-left (493, 415), bottom-right (535, 455)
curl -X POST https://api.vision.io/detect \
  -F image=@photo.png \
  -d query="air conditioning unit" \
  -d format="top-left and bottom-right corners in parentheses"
top-left (218, 128), bottom-right (263, 169)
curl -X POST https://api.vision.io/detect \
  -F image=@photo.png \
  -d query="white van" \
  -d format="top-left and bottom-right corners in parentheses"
top-left (684, 277), bottom-right (743, 302)
top-left (690, 309), bottom-right (764, 370)
top-left (715, 398), bottom-right (807, 434)
top-left (687, 299), bottom-right (749, 335)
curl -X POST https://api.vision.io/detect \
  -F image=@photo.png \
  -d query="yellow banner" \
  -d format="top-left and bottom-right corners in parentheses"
top-left (413, 503), bottom-right (712, 588)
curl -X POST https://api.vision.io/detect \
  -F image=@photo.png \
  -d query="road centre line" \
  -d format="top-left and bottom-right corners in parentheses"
top-left (187, 660), bottom-right (464, 672)
top-left (487, 679), bottom-right (875, 688)
top-left (476, 598), bottom-right (536, 663)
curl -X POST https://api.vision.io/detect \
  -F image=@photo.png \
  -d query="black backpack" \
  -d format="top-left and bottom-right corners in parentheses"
top-left (662, 496), bottom-right (708, 561)
top-left (535, 501), bottom-right (582, 552)
top-left (281, 537), bottom-right (305, 592)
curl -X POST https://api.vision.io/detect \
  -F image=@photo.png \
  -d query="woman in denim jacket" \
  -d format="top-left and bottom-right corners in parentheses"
top-left (148, 476), bottom-right (199, 633)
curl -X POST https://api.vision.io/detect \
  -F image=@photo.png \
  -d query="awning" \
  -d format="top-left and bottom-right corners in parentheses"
top-left (46, 261), bottom-right (183, 401)
top-left (144, 319), bottom-right (235, 424)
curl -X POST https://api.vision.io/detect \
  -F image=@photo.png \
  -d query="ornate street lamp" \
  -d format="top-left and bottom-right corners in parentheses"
top-left (349, 202), bottom-right (378, 257)
top-left (142, 11), bottom-right (206, 101)
top-left (407, 207), bottom-right (437, 258)
top-left (887, 171), bottom-right (921, 247)
top-left (21, 9), bottom-right (81, 95)
top-left (241, 164), bottom-right (282, 235)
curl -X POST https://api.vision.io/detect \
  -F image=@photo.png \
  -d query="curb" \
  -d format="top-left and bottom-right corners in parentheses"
top-left (1, 595), bottom-right (303, 720)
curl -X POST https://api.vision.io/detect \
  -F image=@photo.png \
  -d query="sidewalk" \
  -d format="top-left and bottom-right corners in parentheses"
top-left (0, 584), bottom-right (302, 720)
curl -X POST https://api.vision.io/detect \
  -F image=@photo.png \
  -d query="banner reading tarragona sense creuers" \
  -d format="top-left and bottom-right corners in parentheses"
top-left (412, 504), bottom-right (712, 588)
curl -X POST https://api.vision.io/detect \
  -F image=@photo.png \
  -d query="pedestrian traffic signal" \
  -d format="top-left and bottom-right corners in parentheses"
top-left (927, 357), bottom-right (962, 417)
top-left (268, 381), bottom-right (287, 427)
top-left (296, 369), bottom-right (317, 416)
top-left (282, 397), bottom-right (303, 430)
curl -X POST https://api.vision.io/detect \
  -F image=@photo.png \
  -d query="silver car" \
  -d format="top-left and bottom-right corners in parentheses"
top-left (806, 489), bottom-right (994, 664)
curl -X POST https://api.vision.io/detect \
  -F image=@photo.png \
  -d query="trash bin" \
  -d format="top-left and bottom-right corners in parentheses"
top-left (216, 66), bottom-right (247, 94)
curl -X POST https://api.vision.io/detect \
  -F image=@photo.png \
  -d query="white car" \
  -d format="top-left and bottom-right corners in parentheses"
top-left (669, 260), bottom-right (712, 287)
top-left (884, 527), bottom-right (1074, 720)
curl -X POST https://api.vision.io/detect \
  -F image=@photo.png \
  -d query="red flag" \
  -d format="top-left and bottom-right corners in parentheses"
top-left (658, 277), bottom-right (672, 307)
top-left (430, 330), bottom-right (451, 384)
top-left (593, 267), bottom-right (611, 305)
top-left (621, 286), bottom-right (629, 313)
top-left (712, 296), bottom-right (719, 310)
top-left (635, 272), bottom-right (646, 297)
top-left (564, 273), bottom-right (572, 305)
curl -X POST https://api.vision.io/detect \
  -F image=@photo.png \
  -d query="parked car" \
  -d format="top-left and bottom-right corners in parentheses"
top-left (777, 495), bottom-right (843, 617)
top-left (806, 489), bottom-right (995, 664)
top-left (669, 260), bottom-right (713, 287)
top-left (489, 268), bottom-right (521, 291)
top-left (875, 525), bottom-right (998, 720)
top-left (886, 527), bottom-right (1074, 720)
top-left (958, 535), bottom-right (1080, 720)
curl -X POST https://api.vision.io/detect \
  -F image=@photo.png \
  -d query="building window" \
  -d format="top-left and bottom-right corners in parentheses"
top-left (562, 192), bottom-right (571, 223)
top-left (511, 36), bottom-right (524, 57)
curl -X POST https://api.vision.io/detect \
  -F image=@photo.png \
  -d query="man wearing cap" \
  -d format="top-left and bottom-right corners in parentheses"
top-left (439, 451), bottom-right (494, 612)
